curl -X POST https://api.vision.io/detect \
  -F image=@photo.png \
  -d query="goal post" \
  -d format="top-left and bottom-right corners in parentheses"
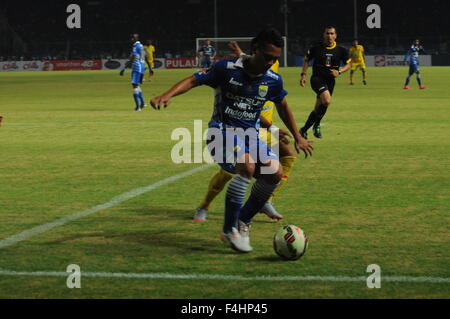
top-left (195, 37), bottom-right (288, 67)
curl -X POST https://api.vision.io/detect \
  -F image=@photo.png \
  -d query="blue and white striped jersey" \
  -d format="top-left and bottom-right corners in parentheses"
top-left (193, 58), bottom-right (287, 130)
top-left (131, 41), bottom-right (146, 73)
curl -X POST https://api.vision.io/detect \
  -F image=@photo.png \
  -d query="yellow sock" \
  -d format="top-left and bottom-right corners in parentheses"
top-left (199, 169), bottom-right (234, 209)
top-left (362, 71), bottom-right (367, 81)
top-left (268, 156), bottom-right (296, 202)
top-left (350, 72), bottom-right (354, 83)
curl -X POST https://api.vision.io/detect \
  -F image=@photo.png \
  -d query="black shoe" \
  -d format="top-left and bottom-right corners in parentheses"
top-left (363, 80), bottom-right (367, 85)
top-left (350, 82), bottom-right (354, 85)
top-left (313, 125), bottom-right (322, 138)
top-left (299, 127), bottom-right (308, 139)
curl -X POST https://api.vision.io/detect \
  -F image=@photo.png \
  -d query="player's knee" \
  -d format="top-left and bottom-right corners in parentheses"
top-left (322, 98), bottom-right (331, 107)
top-left (236, 164), bottom-right (255, 180)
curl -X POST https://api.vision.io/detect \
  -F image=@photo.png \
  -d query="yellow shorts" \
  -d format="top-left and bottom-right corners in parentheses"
top-left (351, 62), bottom-right (366, 71)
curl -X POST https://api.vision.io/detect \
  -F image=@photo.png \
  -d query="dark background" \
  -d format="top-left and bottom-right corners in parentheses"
top-left (1, 0), bottom-right (449, 63)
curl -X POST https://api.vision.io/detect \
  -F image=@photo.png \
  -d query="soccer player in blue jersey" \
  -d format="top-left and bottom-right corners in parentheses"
top-left (403, 39), bottom-right (426, 90)
top-left (151, 28), bottom-right (313, 253)
top-left (120, 34), bottom-right (147, 110)
top-left (197, 39), bottom-right (216, 70)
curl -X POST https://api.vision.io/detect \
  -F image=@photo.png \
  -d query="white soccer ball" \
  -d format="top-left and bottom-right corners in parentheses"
top-left (273, 225), bottom-right (308, 260)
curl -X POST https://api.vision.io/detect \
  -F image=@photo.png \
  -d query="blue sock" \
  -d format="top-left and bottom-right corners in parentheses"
top-left (223, 175), bottom-right (250, 233)
top-left (137, 87), bottom-right (145, 106)
top-left (133, 88), bottom-right (141, 108)
top-left (416, 74), bottom-right (422, 86)
top-left (405, 76), bottom-right (411, 86)
top-left (240, 179), bottom-right (278, 225)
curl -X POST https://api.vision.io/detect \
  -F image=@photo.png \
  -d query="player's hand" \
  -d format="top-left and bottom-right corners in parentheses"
top-left (278, 128), bottom-right (292, 140)
top-left (294, 135), bottom-right (314, 158)
top-left (330, 69), bottom-right (340, 77)
top-left (228, 41), bottom-right (243, 57)
top-left (150, 95), bottom-right (171, 110)
top-left (119, 69), bottom-right (125, 76)
top-left (300, 76), bottom-right (306, 87)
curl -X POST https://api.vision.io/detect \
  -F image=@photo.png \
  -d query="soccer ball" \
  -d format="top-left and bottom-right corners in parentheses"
top-left (273, 225), bottom-right (308, 260)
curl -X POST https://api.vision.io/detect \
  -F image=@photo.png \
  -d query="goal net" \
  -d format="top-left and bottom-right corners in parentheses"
top-left (195, 37), bottom-right (288, 67)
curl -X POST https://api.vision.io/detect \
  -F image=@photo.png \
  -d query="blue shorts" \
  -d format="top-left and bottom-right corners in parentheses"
top-left (206, 125), bottom-right (279, 174)
top-left (131, 71), bottom-right (144, 85)
top-left (409, 64), bottom-right (419, 75)
top-left (201, 57), bottom-right (213, 68)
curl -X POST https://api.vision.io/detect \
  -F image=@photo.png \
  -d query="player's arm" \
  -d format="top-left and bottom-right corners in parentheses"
top-left (332, 60), bottom-right (352, 77)
top-left (260, 115), bottom-right (292, 140)
top-left (150, 76), bottom-right (200, 110)
top-left (404, 48), bottom-right (412, 63)
top-left (275, 98), bottom-right (313, 158)
top-left (330, 49), bottom-right (352, 77)
top-left (229, 41), bottom-right (245, 57)
top-left (299, 57), bottom-right (309, 87)
top-left (120, 56), bottom-right (133, 76)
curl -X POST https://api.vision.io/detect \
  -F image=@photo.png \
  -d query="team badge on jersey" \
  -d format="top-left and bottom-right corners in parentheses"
top-left (258, 85), bottom-right (268, 97)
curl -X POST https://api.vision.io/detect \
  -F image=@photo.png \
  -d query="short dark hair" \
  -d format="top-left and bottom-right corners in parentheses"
top-left (253, 27), bottom-right (284, 49)
top-left (325, 26), bottom-right (337, 32)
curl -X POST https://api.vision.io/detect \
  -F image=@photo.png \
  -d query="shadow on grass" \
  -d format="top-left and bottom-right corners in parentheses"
top-left (44, 206), bottom-right (281, 256)
top-left (44, 207), bottom-right (236, 254)
top-left (254, 255), bottom-right (287, 262)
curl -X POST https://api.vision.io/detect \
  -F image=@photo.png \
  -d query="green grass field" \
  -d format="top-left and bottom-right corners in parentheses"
top-left (0, 67), bottom-right (449, 298)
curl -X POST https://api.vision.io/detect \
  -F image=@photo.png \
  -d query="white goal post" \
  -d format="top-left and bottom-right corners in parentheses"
top-left (195, 37), bottom-right (288, 67)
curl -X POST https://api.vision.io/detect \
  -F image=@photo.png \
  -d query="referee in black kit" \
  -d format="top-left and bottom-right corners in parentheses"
top-left (299, 26), bottom-right (351, 139)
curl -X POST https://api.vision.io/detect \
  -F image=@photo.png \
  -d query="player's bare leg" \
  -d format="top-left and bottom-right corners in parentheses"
top-left (350, 70), bottom-right (355, 85)
top-left (362, 69), bottom-right (367, 85)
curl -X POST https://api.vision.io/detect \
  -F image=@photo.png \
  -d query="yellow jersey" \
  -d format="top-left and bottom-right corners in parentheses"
top-left (260, 59), bottom-right (280, 124)
top-left (144, 45), bottom-right (155, 64)
top-left (349, 45), bottom-right (365, 64)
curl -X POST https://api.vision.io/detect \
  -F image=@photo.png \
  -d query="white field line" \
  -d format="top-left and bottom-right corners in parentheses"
top-left (0, 270), bottom-right (448, 283)
top-left (5, 121), bottom-right (195, 127)
top-left (0, 164), bottom-right (213, 249)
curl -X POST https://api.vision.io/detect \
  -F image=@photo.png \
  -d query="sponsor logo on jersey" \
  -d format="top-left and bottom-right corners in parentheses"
top-left (258, 85), bottom-right (268, 97)
top-left (229, 78), bottom-right (243, 86)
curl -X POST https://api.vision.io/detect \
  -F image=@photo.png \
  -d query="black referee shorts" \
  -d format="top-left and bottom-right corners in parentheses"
top-left (310, 75), bottom-right (335, 97)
